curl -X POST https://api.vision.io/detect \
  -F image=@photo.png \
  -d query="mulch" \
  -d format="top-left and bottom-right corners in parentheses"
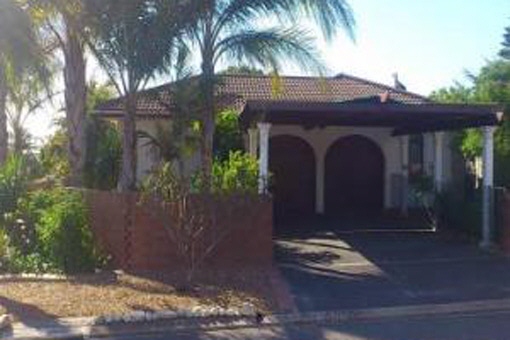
top-left (0, 268), bottom-right (277, 322)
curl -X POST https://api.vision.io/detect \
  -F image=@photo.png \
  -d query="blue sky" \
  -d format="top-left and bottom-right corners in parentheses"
top-left (27, 0), bottom-right (510, 140)
top-left (309, 0), bottom-right (509, 94)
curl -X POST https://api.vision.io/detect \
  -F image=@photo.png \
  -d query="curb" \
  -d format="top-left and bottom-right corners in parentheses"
top-left (6, 298), bottom-right (510, 340)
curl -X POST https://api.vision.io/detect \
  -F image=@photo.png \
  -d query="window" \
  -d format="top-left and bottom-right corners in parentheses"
top-left (409, 134), bottom-right (424, 178)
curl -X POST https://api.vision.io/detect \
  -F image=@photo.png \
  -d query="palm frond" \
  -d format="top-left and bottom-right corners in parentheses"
top-left (294, 0), bottom-right (355, 41)
top-left (214, 0), bottom-right (355, 43)
top-left (215, 27), bottom-right (326, 74)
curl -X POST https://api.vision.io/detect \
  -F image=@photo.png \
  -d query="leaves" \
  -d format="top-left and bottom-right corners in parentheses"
top-left (431, 57), bottom-right (510, 186)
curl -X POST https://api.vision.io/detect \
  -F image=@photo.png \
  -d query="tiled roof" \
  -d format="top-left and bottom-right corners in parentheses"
top-left (95, 73), bottom-right (431, 117)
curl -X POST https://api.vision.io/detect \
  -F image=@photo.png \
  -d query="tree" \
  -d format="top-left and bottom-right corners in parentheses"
top-left (29, 0), bottom-right (89, 186)
top-left (40, 82), bottom-right (120, 188)
top-left (431, 59), bottom-right (510, 186)
top-left (186, 0), bottom-right (355, 187)
top-left (500, 25), bottom-right (510, 60)
top-left (6, 69), bottom-right (56, 154)
top-left (0, 0), bottom-right (44, 165)
top-left (83, 82), bottom-right (121, 190)
top-left (85, 0), bottom-right (199, 191)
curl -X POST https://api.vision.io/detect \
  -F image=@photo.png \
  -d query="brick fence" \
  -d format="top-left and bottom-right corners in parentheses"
top-left (84, 190), bottom-right (273, 271)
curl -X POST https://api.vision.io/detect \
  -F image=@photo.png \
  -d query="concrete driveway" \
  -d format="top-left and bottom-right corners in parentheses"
top-left (275, 228), bottom-right (510, 312)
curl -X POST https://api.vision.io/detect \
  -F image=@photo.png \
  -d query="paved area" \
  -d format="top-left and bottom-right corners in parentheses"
top-left (92, 310), bottom-right (510, 339)
top-left (276, 228), bottom-right (510, 311)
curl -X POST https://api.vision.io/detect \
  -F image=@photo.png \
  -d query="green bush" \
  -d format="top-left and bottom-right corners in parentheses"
top-left (4, 188), bottom-right (64, 256)
top-left (143, 152), bottom-right (259, 199)
top-left (213, 110), bottom-right (244, 162)
top-left (35, 189), bottom-right (100, 273)
top-left (435, 186), bottom-right (482, 238)
top-left (212, 151), bottom-right (259, 194)
top-left (5, 251), bottom-right (56, 274)
top-left (0, 155), bottom-right (29, 224)
top-left (0, 228), bottom-right (7, 259)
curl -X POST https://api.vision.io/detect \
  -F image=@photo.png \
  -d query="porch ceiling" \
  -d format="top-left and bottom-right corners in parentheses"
top-left (240, 100), bottom-right (503, 136)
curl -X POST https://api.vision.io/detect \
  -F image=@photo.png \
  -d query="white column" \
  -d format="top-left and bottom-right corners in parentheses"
top-left (401, 135), bottom-right (409, 216)
top-left (434, 132), bottom-right (444, 192)
top-left (258, 123), bottom-right (271, 194)
top-left (248, 128), bottom-right (258, 157)
top-left (481, 126), bottom-right (495, 249)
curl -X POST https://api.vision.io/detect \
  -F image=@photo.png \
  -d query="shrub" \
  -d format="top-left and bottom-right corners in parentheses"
top-left (0, 155), bottom-right (29, 223)
top-left (35, 189), bottom-right (101, 273)
top-left (0, 228), bottom-right (7, 259)
top-left (3, 189), bottom-right (58, 255)
top-left (5, 251), bottom-right (56, 274)
top-left (212, 151), bottom-right (259, 194)
top-left (213, 110), bottom-right (244, 161)
top-left (435, 186), bottom-right (482, 238)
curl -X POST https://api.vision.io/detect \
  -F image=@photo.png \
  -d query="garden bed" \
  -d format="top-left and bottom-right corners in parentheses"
top-left (0, 269), bottom-right (276, 322)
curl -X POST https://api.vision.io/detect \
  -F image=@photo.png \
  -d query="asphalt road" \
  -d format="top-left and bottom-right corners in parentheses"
top-left (94, 311), bottom-right (510, 340)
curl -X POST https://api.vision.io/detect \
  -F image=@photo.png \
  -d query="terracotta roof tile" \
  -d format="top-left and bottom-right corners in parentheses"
top-left (95, 73), bottom-right (430, 117)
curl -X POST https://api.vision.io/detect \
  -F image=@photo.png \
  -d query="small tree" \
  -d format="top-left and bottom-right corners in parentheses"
top-left (141, 152), bottom-right (259, 284)
top-left (85, 0), bottom-right (199, 192)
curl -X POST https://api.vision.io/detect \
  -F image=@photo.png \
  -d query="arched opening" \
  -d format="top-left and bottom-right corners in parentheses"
top-left (325, 135), bottom-right (385, 217)
top-left (269, 135), bottom-right (316, 223)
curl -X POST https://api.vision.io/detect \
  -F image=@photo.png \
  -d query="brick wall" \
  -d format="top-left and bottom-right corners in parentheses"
top-left (85, 190), bottom-right (273, 271)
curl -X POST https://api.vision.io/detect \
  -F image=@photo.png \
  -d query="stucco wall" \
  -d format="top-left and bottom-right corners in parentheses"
top-left (134, 120), bottom-right (454, 211)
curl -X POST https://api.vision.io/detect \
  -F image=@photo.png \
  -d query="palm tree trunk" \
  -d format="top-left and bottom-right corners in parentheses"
top-left (200, 6), bottom-right (215, 189)
top-left (0, 67), bottom-right (8, 165)
top-left (119, 92), bottom-right (138, 192)
top-left (63, 15), bottom-right (87, 187)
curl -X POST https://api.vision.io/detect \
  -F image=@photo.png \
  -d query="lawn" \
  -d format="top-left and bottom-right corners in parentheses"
top-left (0, 270), bottom-right (275, 322)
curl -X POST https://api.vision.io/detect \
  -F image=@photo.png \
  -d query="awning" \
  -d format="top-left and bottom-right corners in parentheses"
top-left (240, 100), bottom-right (503, 136)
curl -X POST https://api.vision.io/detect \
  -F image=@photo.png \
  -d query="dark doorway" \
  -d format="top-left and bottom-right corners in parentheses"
top-left (269, 135), bottom-right (316, 223)
top-left (325, 135), bottom-right (385, 217)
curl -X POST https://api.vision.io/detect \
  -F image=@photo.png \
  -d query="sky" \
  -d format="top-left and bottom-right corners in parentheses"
top-left (26, 0), bottom-right (510, 142)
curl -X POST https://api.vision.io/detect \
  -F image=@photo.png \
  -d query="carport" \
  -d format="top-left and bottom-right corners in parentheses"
top-left (241, 100), bottom-right (503, 248)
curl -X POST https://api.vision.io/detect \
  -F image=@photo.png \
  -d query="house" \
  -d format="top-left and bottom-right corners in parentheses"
top-left (95, 73), bottom-right (502, 246)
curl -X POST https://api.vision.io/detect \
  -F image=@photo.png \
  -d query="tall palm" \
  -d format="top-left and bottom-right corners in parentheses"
top-left (85, 0), bottom-right (199, 191)
top-left (28, 0), bottom-right (88, 186)
top-left (188, 0), bottom-right (355, 186)
top-left (0, 0), bottom-right (43, 165)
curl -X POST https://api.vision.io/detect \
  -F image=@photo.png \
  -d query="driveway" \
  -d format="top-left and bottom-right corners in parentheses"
top-left (276, 228), bottom-right (510, 312)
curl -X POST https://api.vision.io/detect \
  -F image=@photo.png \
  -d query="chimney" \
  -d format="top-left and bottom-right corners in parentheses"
top-left (392, 73), bottom-right (407, 91)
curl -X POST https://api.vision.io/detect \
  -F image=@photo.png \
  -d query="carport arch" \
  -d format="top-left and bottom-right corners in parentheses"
top-left (269, 135), bottom-right (316, 222)
top-left (325, 134), bottom-right (385, 216)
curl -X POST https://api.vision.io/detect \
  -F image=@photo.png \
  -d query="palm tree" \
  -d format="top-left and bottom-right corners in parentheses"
top-left (85, 0), bottom-right (199, 191)
top-left (28, 0), bottom-right (88, 186)
top-left (0, 0), bottom-right (43, 165)
top-left (187, 0), bottom-right (355, 186)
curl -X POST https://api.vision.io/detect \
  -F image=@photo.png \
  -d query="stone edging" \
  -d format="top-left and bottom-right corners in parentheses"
top-left (8, 298), bottom-right (510, 340)
top-left (0, 273), bottom-right (68, 281)
top-left (92, 304), bottom-right (256, 325)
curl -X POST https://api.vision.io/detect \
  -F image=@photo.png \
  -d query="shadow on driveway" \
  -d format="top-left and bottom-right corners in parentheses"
top-left (275, 223), bottom-right (510, 312)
